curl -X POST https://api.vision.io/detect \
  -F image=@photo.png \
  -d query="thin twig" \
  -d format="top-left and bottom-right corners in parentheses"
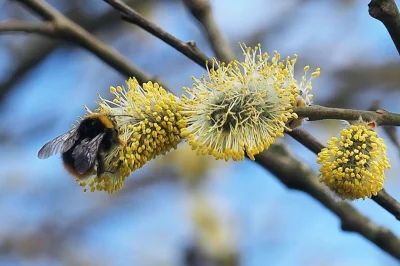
top-left (0, 20), bottom-right (57, 36)
top-left (182, 0), bottom-right (235, 62)
top-left (288, 128), bottom-right (400, 221)
top-left (369, 0), bottom-right (400, 54)
top-left (104, 0), bottom-right (215, 69)
top-left (15, 0), bottom-right (163, 88)
top-left (294, 105), bottom-right (400, 126)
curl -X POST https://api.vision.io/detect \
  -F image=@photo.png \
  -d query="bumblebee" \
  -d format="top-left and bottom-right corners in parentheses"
top-left (38, 114), bottom-right (120, 179)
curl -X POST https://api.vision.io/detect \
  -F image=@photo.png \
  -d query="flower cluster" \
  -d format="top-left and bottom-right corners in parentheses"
top-left (50, 43), bottom-right (398, 199)
top-left (180, 44), bottom-right (319, 161)
top-left (59, 43), bottom-right (391, 203)
top-left (77, 78), bottom-right (185, 194)
top-left (317, 124), bottom-right (390, 200)
top-left (41, 43), bottom-right (323, 193)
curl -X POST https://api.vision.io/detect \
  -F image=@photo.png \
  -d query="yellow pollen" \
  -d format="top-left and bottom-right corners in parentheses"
top-left (317, 124), bottom-right (390, 200)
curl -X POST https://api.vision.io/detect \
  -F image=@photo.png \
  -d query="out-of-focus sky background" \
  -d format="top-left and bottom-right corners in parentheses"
top-left (1, 0), bottom-right (400, 265)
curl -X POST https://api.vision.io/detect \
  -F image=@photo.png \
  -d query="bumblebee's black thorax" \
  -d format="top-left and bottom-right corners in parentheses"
top-left (62, 115), bottom-right (120, 177)
top-left (77, 117), bottom-right (118, 151)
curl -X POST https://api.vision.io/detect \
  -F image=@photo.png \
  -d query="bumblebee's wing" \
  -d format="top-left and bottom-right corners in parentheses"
top-left (72, 133), bottom-right (105, 175)
top-left (38, 127), bottom-right (79, 159)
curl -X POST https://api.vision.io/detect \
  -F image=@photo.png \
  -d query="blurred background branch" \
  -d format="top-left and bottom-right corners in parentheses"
top-left (182, 0), bottom-right (235, 62)
top-left (0, 20), bottom-right (56, 36)
top-left (369, 0), bottom-right (400, 54)
top-left (0, 0), bottom-right (157, 106)
top-left (13, 0), bottom-right (163, 87)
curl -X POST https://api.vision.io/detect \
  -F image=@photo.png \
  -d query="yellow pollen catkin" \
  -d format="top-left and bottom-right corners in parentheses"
top-left (78, 78), bottom-right (185, 194)
top-left (180, 43), bottom-right (318, 161)
top-left (317, 125), bottom-right (390, 200)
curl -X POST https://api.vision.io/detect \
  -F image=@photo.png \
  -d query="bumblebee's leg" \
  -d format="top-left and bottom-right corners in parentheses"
top-left (96, 155), bottom-right (104, 177)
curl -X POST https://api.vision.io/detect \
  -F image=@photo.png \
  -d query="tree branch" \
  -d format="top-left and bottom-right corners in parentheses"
top-left (256, 145), bottom-right (400, 260)
top-left (15, 0), bottom-right (162, 88)
top-left (294, 105), bottom-right (400, 126)
top-left (369, 0), bottom-right (400, 54)
top-left (373, 189), bottom-right (400, 220)
top-left (182, 0), bottom-right (235, 62)
top-left (0, 20), bottom-right (57, 37)
top-left (288, 128), bottom-right (400, 221)
top-left (103, 0), bottom-right (215, 69)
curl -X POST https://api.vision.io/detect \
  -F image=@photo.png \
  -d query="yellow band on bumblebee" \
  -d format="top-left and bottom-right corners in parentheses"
top-left (86, 114), bottom-right (114, 129)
